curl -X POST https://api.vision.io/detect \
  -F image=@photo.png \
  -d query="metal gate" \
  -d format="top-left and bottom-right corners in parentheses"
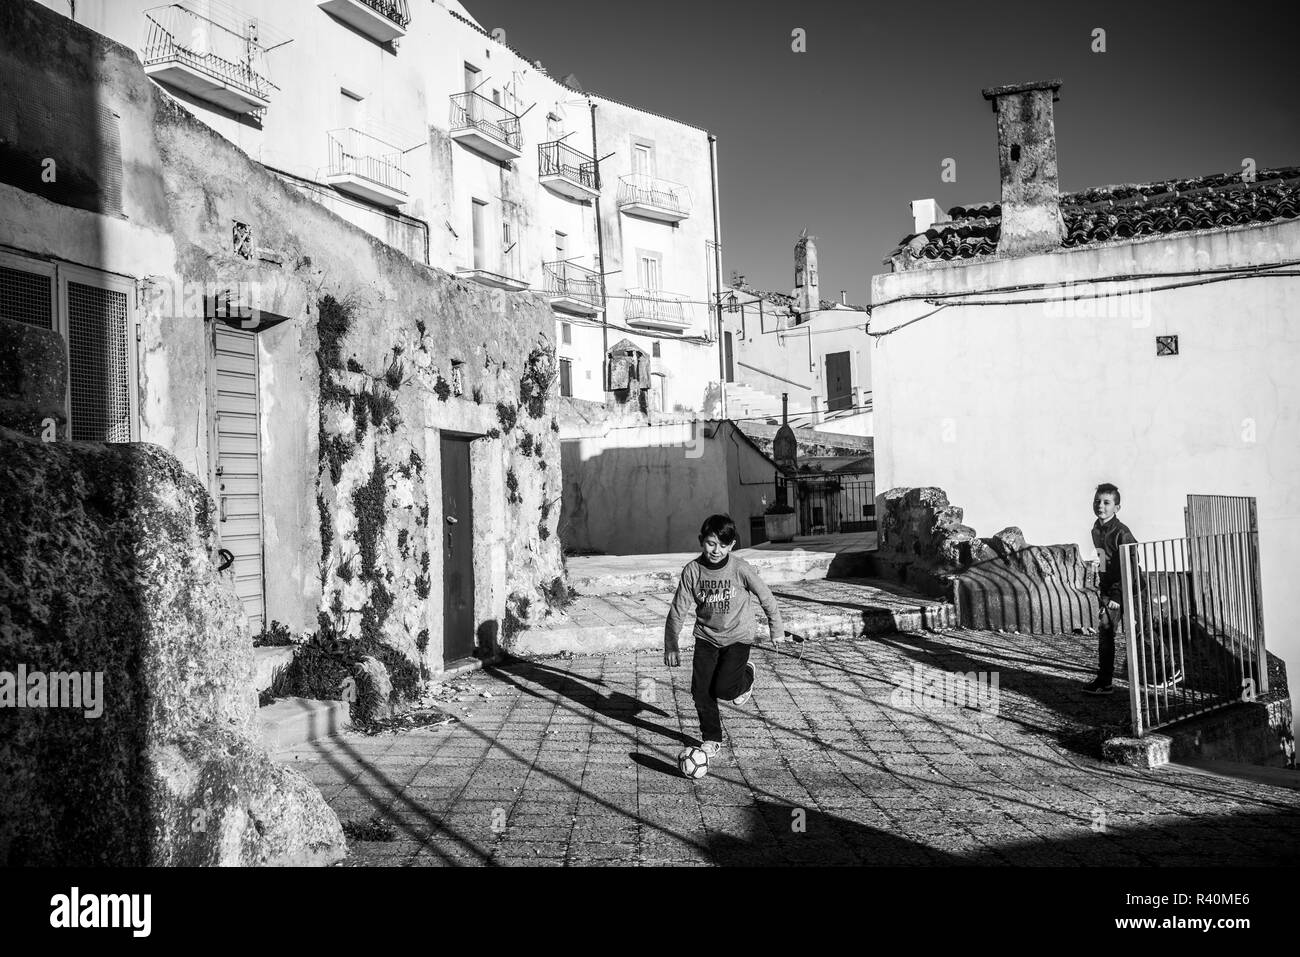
top-left (1121, 494), bottom-right (1267, 735)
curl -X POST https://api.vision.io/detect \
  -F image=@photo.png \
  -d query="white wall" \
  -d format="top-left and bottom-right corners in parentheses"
top-left (871, 218), bottom-right (1300, 717)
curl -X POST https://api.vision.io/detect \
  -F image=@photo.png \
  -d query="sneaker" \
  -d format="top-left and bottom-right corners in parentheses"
top-left (731, 662), bottom-right (756, 706)
top-left (700, 741), bottom-right (723, 758)
top-left (1150, 670), bottom-right (1184, 692)
top-left (1083, 682), bottom-right (1114, 696)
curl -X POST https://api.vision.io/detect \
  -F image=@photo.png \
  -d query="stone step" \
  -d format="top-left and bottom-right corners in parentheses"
top-left (253, 645), bottom-right (295, 693)
top-left (514, 577), bottom-right (955, 656)
top-left (257, 696), bottom-right (352, 751)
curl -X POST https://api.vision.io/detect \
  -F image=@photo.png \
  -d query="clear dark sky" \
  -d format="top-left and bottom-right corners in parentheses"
top-left (463, 0), bottom-right (1299, 303)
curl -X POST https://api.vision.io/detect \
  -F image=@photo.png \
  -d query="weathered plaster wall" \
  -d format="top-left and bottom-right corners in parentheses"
top-left (3, 2), bottom-right (565, 673)
top-left (870, 219), bottom-right (1300, 717)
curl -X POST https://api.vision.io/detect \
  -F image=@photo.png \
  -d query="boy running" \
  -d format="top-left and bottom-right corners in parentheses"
top-left (663, 514), bottom-right (784, 758)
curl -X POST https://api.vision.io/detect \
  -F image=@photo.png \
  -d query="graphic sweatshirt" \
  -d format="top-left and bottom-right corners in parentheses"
top-left (663, 554), bottom-right (785, 651)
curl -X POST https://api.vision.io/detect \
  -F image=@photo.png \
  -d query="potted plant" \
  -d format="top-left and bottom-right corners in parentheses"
top-left (764, 500), bottom-right (797, 543)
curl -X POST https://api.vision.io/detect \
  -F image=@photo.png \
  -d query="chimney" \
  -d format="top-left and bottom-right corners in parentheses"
top-left (910, 199), bottom-right (945, 235)
top-left (980, 79), bottom-right (1065, 256)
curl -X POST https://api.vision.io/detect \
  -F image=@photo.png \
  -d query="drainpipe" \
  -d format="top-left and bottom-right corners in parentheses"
top-left (590, 99), bottom-right (609, 395)
top-left (708, 132), bottom-right (726, 419)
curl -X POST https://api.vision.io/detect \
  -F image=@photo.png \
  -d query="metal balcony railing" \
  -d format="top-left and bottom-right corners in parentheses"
top-left (616, 174), bottom-right (691, 215)
top-left (624, 287), bottom-right (689, 326)
top-left (539, 140), bottom-right (599, 191)
top-left (327, 128), bottom-right (409, 193)
top-left (356, 0), bottom-right (410, 27)
top-left (449, 92), bottom-right (522, 151)
top-left (142, 2), bottom-right (277, 104)
top-left (544, 260), bottom-right (604, 311)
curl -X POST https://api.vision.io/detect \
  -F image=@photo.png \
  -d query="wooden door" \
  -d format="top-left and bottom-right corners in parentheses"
top-left (441, 435), bottom-right (476, 664)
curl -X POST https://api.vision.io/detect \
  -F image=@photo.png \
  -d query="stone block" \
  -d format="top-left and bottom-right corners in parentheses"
top-left (0, 316), bottom-right (66, 438)
top-left (0, 427), bottom-right (344, 865)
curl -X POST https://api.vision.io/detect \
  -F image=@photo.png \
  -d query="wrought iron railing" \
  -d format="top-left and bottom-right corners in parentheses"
top-left (142, 3), bottom-right (277, 103)
top-left (539, 140), bottom-right (599, 191)
top-left (544, 260), bottom-right (604, 311)
top-left (449, 92), bottom-right (522, 150)
top-left (624, 287), bottom-right (689, 326)
top-left (616, 174), bottom-right (690, 215)
top-left (796, 478), bottom-right (876, 535)
top-left (355, 0), bottom-right (410, 27)
top-left (1120, 529), bottom-right (1268, 736)
top-left (327, 128), bottom-right (409, 193)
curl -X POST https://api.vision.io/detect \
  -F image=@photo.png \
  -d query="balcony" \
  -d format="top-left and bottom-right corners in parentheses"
top-left (449, 92), bottom-right (522, 161)
top-left (325, 128), bottom-right (409, 207)
top-left (544, 260), bottom-right (604, 316)
top-left (624, 287), bottom-right (690, 331)
top-left (539, 141), bottom-right (599, 201)
top-left (317, 0), bottom-right (409, 43)
top-left (616, 174), bottom-right (691, 223)
top-left (142, 3), bottom-right (279, 115)
top-left (458, 244), bottom-right (528, 292)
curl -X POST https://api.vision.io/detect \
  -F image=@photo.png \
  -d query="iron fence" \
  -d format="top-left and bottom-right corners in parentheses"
top-left (616, 174), bottom-right (691, 215)
top-left (624, 287), bottom-right (689, 327)
top-left (544, 260), bottom-right (603, 311)
top-left (539, 140), bottom-right (599, 191)
top-left (327, 128), bottom-right (409, 193)
top-left (354, 0), bottom-right (410, 27)
top-left (1120, 528), bottom-right (1267, 736)
top-left (796, 478), bottom-right (875, 535)
top-left (449, 92), bottom-right (522, 150)
top-left (142, 3), bottom-right (277, 103)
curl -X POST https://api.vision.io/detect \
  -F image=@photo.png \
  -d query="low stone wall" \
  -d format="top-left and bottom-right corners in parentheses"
top-left (874, 486), bottom-right (1099, 633)
top-left (0, 427), bottom-right (344, 865)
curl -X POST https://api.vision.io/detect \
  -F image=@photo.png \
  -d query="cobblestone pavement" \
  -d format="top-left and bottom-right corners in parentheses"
top-left (277, 622), bottom-right (1300, 867)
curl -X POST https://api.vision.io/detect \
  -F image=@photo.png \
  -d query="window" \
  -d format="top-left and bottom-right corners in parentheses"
top-left (632, 139), bottom-right (655, 177)
top-left (637, 250), bottom-right (662, 290)
top-left (554, 230), bottom-right (567, 261)
top-left (651, 342), bottom-right (660, 357)
top-left (561, 321), bottom-right (571, 345)
top-left (559, 358), bottom-right (572, 397)
top-left (724, 331), bottom-right (734, 382)
top-left (0, 253), bottom-right (136, 442)
top-left (463, 62), bottom-right (480, 93)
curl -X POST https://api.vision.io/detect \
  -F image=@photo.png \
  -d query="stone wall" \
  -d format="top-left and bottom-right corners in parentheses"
top-left (874, 486), bottom-right (1098, 633)
top-left (0, 427), bottom-right (343, 865)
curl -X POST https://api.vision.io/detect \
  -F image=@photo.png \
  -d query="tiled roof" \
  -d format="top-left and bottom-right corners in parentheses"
top-left (886, 167), bottom-right (1300, 266)
top-left (733, 282), bottom-right (858, 313)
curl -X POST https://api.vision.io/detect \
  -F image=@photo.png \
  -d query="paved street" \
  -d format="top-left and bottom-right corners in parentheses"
top-left (276, 621), bottom-right (1300, 867)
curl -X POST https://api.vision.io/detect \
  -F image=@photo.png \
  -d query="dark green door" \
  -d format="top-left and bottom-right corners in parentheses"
top-left (441, 435), bottom-right (476, 663)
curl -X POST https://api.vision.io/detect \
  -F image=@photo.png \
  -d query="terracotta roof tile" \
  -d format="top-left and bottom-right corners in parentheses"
top-left (885, 167), bottom-right (1300, 266)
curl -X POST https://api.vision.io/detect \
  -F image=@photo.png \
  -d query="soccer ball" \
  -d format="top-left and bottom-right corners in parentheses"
top-left (677, 746), bottom-right (709, 779)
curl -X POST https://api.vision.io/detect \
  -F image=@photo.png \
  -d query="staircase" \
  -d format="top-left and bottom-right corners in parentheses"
top-left (726, 381), bottom-right (807, 423)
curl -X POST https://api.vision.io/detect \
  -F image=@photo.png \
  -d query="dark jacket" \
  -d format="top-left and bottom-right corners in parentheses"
top-left (1092, 517), bottom-right (1141, 604)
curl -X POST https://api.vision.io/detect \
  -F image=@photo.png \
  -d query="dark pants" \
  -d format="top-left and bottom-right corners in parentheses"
top-left (691, 640), bottom-right (753, 743)
top-left (1097, 600), bottom-right (1175, 687)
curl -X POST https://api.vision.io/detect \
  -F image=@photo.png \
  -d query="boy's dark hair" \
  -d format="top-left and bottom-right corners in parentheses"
top-left (1095, 483), bottom-right (1121, 505)
top-left (699, 514), bottom-right (738, 546)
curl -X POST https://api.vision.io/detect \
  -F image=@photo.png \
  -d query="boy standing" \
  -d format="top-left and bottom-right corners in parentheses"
top-left (1085, 483), bottom-right (1179, 695)
top-left (663, 514), bottom-right (784, 758)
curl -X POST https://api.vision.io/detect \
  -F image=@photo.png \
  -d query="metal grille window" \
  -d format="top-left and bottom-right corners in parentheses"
top-left (0, 264), bottom-right (55, 328)
top-left (66, 281), bottom-right (132, 442)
